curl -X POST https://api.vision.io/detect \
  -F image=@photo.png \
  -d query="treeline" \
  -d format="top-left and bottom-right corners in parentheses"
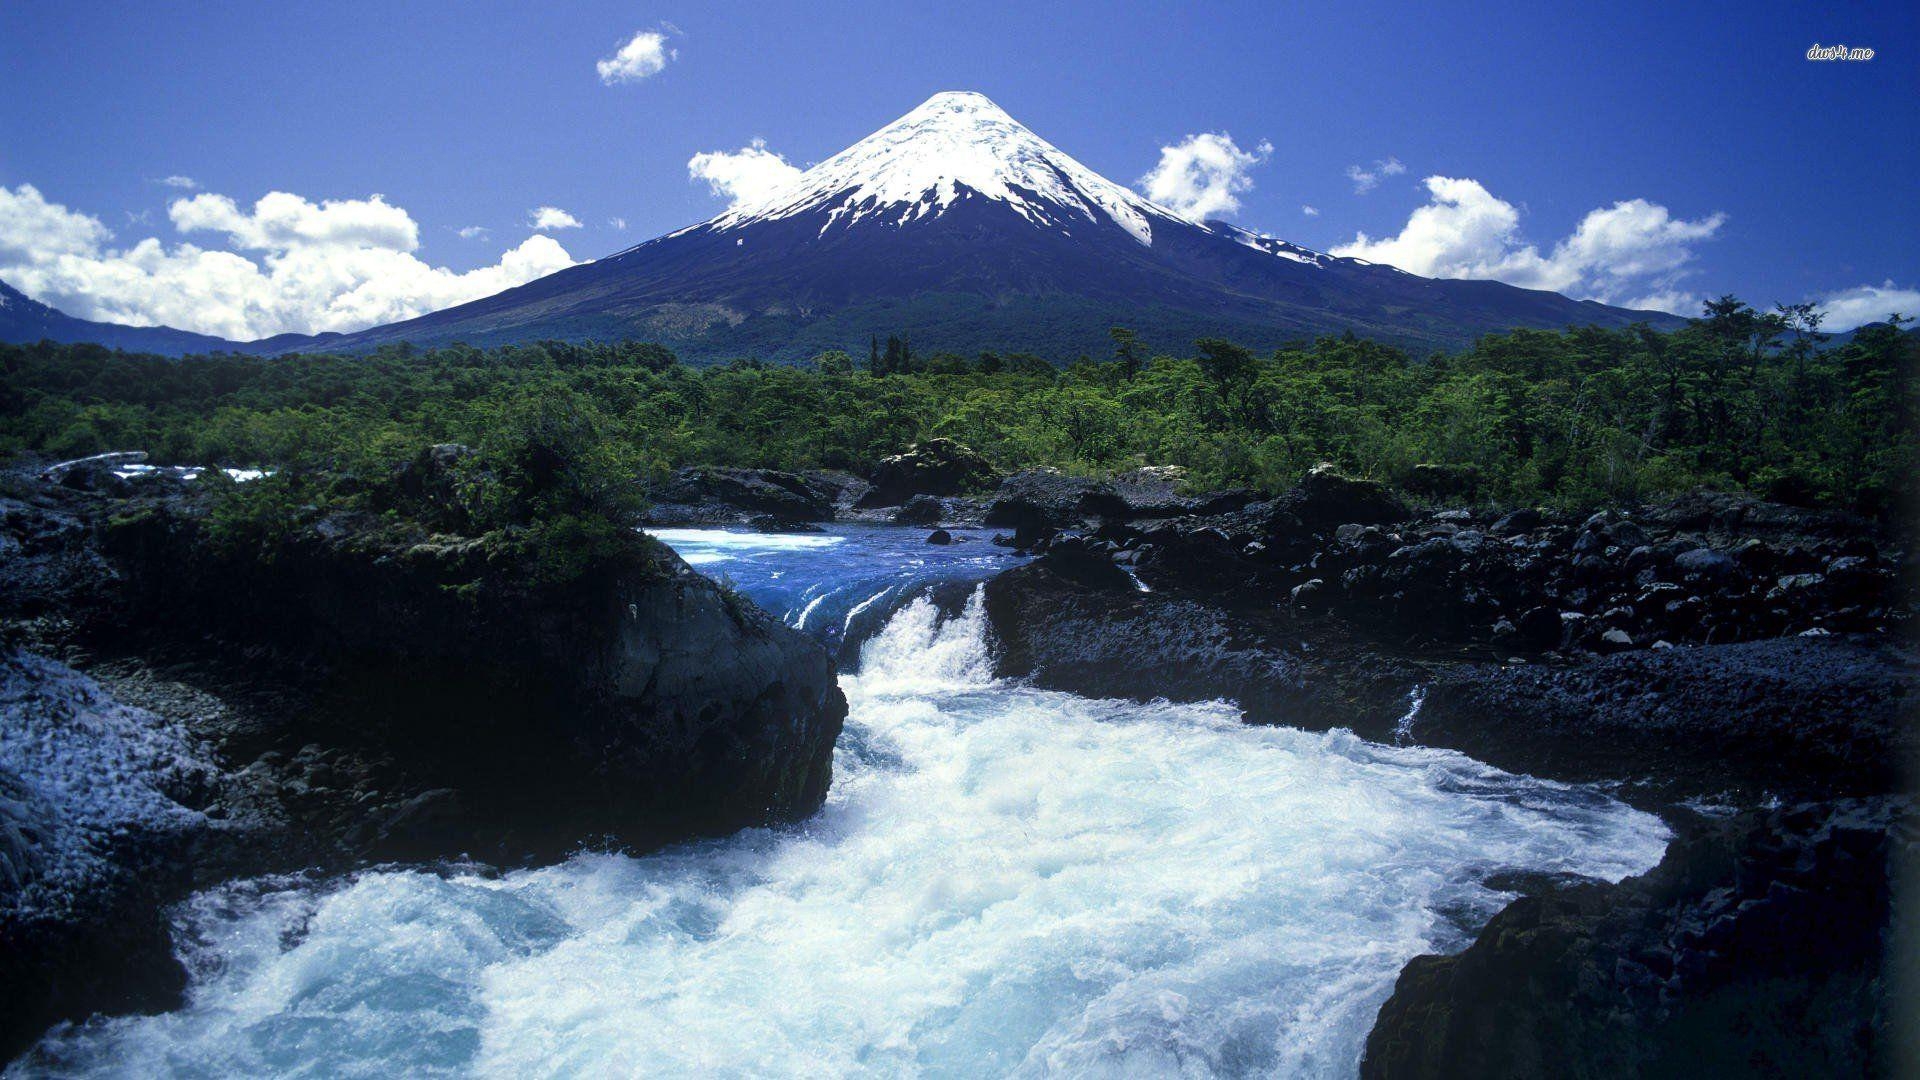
top-left (1, 297), bottom-right (1913, 514)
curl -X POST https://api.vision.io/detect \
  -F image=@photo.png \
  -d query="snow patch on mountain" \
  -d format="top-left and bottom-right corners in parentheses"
top-left (706, 91), bottom-right (1183, 246)
top-left (1209, 221), bottom-right (1344, 270)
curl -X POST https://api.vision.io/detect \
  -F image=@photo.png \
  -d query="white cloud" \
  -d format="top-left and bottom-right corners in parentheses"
top-left (173, 190), bottom-right (418, 250)
top-left (156, 175), bottom-right (199, 190)
top-left (1813, 281), bottom-right (1920, 331)
top-left (1301, 205), bottom-right (1319, 217)
top-left (1331, 175), bottom-right (1724, 308)
top-left (1623, 289), bottom-right (1703, 317)
top-left (0, 183), bottom-right (577, 340)
top-left (688, 138), bottom-right (804, 210)
top-left (0, 184), bottom-right (112, 265)
top-left (597, 30), bottom-right (675, 84)
top-left (1345, 157), bottom-right (1405, 194)
top-left (1137, 132), bottom-right (1273, 221)
top-left (608, 217), bottom-right (628, 231)
top-left (456, 225), bottom-right (490, 239)
top-left (528, 206), bottom-right (582, 231)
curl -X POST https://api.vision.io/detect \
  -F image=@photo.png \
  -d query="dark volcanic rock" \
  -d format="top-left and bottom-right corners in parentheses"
top-left (1411, 635), bottom-right (1914, 803)
top-left (892, 493), bottom-right (945, 526)
top-left (0, 470), bottom-right (849, 1056)
top-left (0, 650), bottom-right (226, 1061)
top-left (649, 466), bottom-right (835, 523)
top-left (984, 469), bottom-right (1109, 530)
top-left (856, 439), bottom-right (998, 507)
top-left (100, 504), bottom-right (847, 852)
top-left (1363, 797), bottom-right (1911, 1079)
top-left (984, 466), bottom-right (1213, 532)
top-left (982, 556), bottom-right (1412, 732)
top-left (1272, 463), bottom-right (1410, 532)
top-left (746, 513), bottom-right (824, 533)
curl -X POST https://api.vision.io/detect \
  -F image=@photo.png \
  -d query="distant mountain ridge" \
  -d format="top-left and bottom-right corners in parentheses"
top-left (0, 280), bottom-right (341, 356)
top-left (1, 92), bottom-right (1687, 360)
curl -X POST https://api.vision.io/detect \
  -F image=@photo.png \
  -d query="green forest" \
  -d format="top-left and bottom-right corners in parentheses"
top-left (3, 297), bottom-right (1914, 516)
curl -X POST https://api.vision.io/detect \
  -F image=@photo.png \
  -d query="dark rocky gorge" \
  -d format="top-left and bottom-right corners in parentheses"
top-left (969, 468), bottom-right (1914, 1077)
top-left (0, 457), bottom-right (845, 1060)
top-left (4, 442), bottom-right (1915, 1074)
top-left (651, 443), bottom-right (1917, 1076)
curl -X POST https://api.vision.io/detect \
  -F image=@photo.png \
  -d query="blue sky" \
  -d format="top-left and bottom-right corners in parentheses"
top-left (2, 0), bottom-right (1915, 338)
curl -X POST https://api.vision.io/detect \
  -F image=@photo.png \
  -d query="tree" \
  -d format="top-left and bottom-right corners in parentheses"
top-left (1109, 327), bottom-right (1143, 381)
top-left (811, 349), bottom-right (855, 374)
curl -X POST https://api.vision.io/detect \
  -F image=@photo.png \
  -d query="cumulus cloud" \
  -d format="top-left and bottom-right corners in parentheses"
top-left (1301, 205), bottom-right (1319, 217)
top-left (1137, 132), bottom-right (1273, 221)
top-left (688, 138), bottom-right (804, 210)
top-left (1345, 157), bottom-right (1405, 194)
top-left (1813, 281), bottom-right (1920, 332)
top-left (456, 225), bottom-right (490, 239)
top-left (173, 190), bottom-right (418, 250)
top-left (155, 175), bottom-right (200, 191)
top-left (1331, 175), bottom-right (1724, 310)
top-left (597, 29), bottom-right (675, 84)
top-left (528, 206), bottom-right (582, 231)
top-left (0, 183), bottom-right (577, 340)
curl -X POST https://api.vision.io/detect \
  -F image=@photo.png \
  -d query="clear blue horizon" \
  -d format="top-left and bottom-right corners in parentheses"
top-left (2, 0), bottom-right (1915, 337)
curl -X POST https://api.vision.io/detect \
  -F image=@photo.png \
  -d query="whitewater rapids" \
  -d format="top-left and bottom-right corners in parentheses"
top-left (18, 536), bottom-right (1668, 1078)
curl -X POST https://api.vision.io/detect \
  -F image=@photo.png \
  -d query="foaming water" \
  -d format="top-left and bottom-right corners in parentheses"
top-left (17, 537), bottom-right (1669, 1078)
top-left (644, 525), bottom-right (1027, 657)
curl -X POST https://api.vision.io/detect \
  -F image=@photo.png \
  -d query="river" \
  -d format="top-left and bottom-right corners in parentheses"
top-left (20, 526), bottom-right (1668, 1078)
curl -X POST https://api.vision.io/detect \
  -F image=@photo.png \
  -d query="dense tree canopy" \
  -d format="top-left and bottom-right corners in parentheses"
top-left (2, 299), bottom-right (1913, 515)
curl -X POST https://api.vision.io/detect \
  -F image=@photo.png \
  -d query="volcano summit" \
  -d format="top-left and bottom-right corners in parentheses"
top-left (1, 92), bottom-right (1687, 359)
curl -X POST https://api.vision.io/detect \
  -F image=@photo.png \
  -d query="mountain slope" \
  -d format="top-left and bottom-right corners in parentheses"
top-left (0, 280), bottom-right (338, 356)
top-left (1, 92), bottom-right (1687, 360)
top-left (323, 91), bottom-right (1683, 360)
top-left (0, 280), bottom-right (239, 354)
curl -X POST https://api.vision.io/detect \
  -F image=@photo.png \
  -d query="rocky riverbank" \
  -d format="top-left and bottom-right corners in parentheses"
top-left (0, 453), bottom-right (845, 1058)
top-left (645, 441), bottom-right (1914, 1073)
top-left (957, 458), bottom-right (1913, 1077)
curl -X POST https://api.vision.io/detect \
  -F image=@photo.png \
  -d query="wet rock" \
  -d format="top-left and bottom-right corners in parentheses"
top-left (891, 494), bottom-right (945, 526)
top-left (926, 529), bottom-right (953, 546)
top-left (1413, 634), bottom-right (1915, 801)
top-left (745, 514), bottom-right (824, 533)
top-left (1363, 797), bottom-right (1909, 1079)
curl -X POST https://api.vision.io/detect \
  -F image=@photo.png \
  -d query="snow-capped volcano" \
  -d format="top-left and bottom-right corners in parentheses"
top-left (14, 91), bottom-right (1684, 359)
top-left (706, 91), bottom-right (1179, 246)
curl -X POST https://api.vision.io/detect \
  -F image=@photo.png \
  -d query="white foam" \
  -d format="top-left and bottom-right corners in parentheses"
top-left (645, 528), bottom-right (845, 568)
top-left (22, 596), bottom-right (1668, 1078)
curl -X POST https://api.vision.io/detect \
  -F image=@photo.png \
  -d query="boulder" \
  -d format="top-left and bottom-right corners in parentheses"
top-left (650, 466), bottom-right (835, 523)
top-left (1673, 546), bottom-right (1741, 584)
top-left (1273, 463), bottom-right (1410, 532)
top-left (857, 439), bottom-right (998, 506)
top-left (892, 494), bottom-right (945, 526)
top-left (925, 528), bottom-right (953, 546)
top-left (1490, 507), bottom-right (1543, 536)
top-left (984, 469), bottom-right (1112, 529)
top-left (745, 514), bottom-right (824, 533)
